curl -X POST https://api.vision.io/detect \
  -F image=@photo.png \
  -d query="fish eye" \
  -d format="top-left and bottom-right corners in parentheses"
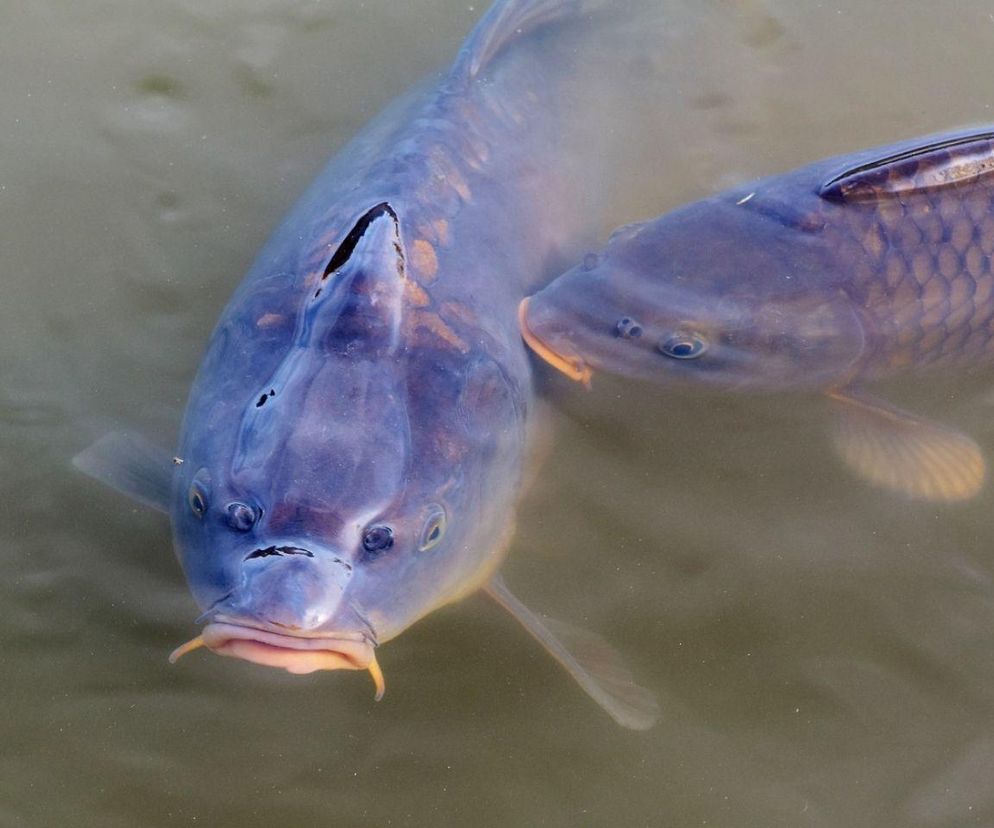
top-left (658, 331), bottom-right (708, 359)
top-left (362, 524), bottom-right (394, 557)
top-left (188, 482), bottom-right (208, 519)
top-left (418, 506), bottom-right (447, 552)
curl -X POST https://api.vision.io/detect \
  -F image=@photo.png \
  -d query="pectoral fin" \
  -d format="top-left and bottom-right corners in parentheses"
top-left (485, 575), bottom-right (659, 730)
top-left (828, 391), bottom-right (985, 501)
top-left (72, 431), bottom-right (175, 512)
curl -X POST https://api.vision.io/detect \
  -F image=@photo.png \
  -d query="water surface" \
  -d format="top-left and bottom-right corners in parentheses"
top-left (5, 2), bottom-right (994, 826)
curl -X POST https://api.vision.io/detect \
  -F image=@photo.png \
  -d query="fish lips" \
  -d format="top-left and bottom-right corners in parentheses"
top-left (200, 621), bottom-right (375, 675)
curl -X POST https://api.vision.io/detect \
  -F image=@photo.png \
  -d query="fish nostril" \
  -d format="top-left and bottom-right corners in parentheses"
top-left (614, 317), bottom-right (643, 339)
top-left (245, 545), bottom-right (315, 560)
top-left (227, 502), bottom-right (258, 532)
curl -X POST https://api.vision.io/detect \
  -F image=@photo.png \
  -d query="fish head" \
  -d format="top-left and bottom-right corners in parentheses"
top-left (170, 203), bottom-right (524, 681)
top-left (525, 196), bottom-right (865, 391)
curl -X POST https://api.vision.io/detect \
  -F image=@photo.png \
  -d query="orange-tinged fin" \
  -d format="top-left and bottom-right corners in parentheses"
top-left (368, 655), bottom-right (386, 702)
top-left (485, 574), bottom-right (659, 730)
top-left (168, 635), bottom-right (206, 664)
top-left (820, 128), bottom-right (994, 202)
top-left (828, 390), bottom-right (986, 501)
top-left (518, 298), bottom-right (593, 387)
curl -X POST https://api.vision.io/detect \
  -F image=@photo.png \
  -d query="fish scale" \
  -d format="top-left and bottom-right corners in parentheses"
top-left (819, 169), bottom-right (994, 376)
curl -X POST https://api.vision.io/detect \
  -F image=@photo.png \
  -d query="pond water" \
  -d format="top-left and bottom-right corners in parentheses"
top-left (5, 1), bottom-right (994, 826)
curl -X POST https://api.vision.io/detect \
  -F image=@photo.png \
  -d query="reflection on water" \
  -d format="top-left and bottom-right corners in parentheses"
top-left (5, 1), bottom-right (994, 825)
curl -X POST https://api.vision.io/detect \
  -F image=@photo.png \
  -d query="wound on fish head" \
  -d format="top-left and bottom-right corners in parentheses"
top-left (313, 203), bottom-right (406, 356)
top-left (524, 195), bottom-right (866, 392)
top-left (172, 200), bottom-right (526, 678)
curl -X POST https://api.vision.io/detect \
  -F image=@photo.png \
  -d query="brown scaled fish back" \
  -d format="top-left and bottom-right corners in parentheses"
top-left (521, 127), bottom-right (994, 502)
top-left (819, 129), bottom-right (994, 378)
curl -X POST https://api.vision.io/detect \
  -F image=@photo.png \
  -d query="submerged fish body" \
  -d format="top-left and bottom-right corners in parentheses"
top-left (76, 0), bottom-right (659, 729)
top-left (523, 127), bottom-right (994, 501)
top-left (174, 5), bottom-right (588, 685)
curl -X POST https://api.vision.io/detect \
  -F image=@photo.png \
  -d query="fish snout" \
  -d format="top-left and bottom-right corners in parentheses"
top-left (170, 545), bottom-right (382, 694)
top-left (222, 544), bottom-right (354, 632)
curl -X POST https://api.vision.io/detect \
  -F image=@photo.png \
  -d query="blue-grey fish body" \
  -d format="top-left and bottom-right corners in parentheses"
top-left (77, 0), bottom-right (659, 729)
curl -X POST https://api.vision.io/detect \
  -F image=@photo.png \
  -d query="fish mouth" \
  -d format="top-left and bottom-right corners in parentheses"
top-left (518, 298), bottom-right (593, 387)
top-left (203, 622), bottom-right (373, 673)
top-left (169, 621), bottom-right (385, 699)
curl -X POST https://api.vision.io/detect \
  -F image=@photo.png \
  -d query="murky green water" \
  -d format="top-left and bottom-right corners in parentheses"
top-left (5, 2), bottom-right (994, 826)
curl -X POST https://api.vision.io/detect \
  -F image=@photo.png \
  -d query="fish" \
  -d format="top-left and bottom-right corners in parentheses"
top-left (74, 0), bottom-right (660, 730)
top-left (520, 126), bottom-right (994, 502)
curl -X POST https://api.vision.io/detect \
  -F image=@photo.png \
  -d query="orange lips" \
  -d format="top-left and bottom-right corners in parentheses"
top-left (518, 298), bottom-right (593, 387)
top-left (169, 622), bottom-right (385, 700)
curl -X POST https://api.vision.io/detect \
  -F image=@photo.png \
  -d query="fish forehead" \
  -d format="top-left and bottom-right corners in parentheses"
top-left (576, 205), bottom-right (830, 332)
top-left (233, 359), bottom-right (413, 513)
top-left (180, 172), bottom-right (534, 485)
top-left (182, 312), bottom-right (514, 513)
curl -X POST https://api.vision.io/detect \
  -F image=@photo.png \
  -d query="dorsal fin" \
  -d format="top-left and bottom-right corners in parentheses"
top-left (455, 0), bottom-right (590, 80)
top-left (820, 128), bottom-right (994, 202)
